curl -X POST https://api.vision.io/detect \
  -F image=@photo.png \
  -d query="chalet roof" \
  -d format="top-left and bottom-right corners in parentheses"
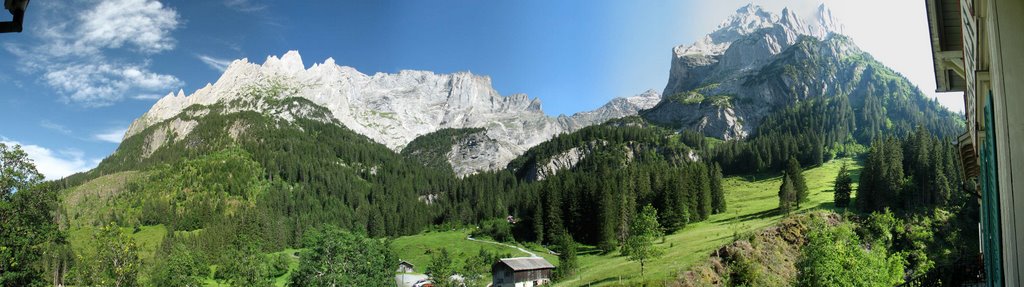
top-left (924, 0), bottom-right (967, 92)
top-left (496, 257), bottom-right (555, 271)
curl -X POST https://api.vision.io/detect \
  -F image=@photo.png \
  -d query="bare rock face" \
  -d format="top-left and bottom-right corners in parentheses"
top-left (141, 118), bottom-right (198, 158)
top-left (125, 51), bottom-right (660, 175)
top-left (653, 4), bottom-right (849, 139)
top-left (446, 130), bottom-right (505, 176)
top-left (644, 100), bottom-right (747, 140)
top-left (522, 140), bottom-right (608, 181)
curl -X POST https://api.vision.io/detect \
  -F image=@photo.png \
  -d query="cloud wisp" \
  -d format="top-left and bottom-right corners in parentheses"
top-left (40, 120), bottom-right (72, 135)
top-left (94, 127), bottom-right (129, 144)
top-left (224, 0), bottom-right (267, 13)
top-left (197, 54), bottom-right (233, 72)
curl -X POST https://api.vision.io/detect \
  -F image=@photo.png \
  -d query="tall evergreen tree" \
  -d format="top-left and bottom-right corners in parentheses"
top-left (858, 137), bottom-right (905, 212)
top-left (427, 248), bottom-right (457, 287)
top-left (554, 232), bottom-right (579, 281)
top-left (616, 174), bottom-right (637, 249)
top-left (786, 157), bottom-right (808, 208)
top-left (598, 185), bottom-right (619, 253)
top-left (709, 163), bottom-right (726, 214)
top-left (779, 174), bottom-right (796, 215)
top-left (834, 163), bottom-right (853, 208)
top-left (693, 164), bottom-right (712, 221)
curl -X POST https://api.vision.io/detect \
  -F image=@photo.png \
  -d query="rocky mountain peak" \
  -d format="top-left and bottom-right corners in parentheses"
top-left (810, 3), bottom-right (845, 38)
top-left (262, 50), bottom-right (306, 75)
top-left (125, 51), bottom-right (659, 176)
top-left (656, 3), bottom-right (861, 140)
top-left (678, 4), bottom-right (777, 57)
top-left (674, 4), bottom-right (846, 59)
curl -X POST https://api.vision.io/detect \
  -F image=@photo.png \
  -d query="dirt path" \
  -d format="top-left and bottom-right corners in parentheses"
top-left (466, 236), bottom-right (539, 257)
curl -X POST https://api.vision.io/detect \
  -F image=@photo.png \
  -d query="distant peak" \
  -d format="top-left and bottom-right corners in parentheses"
top-left (737, 3), bottom-right (764, 13)
top-left (779, 7), bottom-right (802, 27)
top-left (262, 50), bottom-right (306, 74)
top-left (281, 50), bottom-right (303, 65)
top-left (810, 3), bottom-right (845, 37)
top-left (676, 3), bottom-right (847, 57)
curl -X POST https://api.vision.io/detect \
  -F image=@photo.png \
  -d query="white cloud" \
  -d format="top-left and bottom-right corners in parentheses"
top-left (197, 54), bottom-right (233, 72)
top-left (94, 127), bottom-right (129, 144)
top-left (78, 0), bottom-right (180, 53)
top-left (44, 63), bottom-right (181, 107)
top-left (0, 139), bottom-right (100, 180)
top-left (4, 0), bottom-right (183, 107)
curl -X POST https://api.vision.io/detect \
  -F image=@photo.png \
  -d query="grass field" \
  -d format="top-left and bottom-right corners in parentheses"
top-left (392, 229), bottom-right (559, 274)
top-left (67, 224), bottom-right (168, 264)
top-left (554, 158), bottom-right (861, 286)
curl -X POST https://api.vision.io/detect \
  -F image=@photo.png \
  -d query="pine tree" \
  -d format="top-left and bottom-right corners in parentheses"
top-left (834, 163), bottom-right (853, 208)
top-left (616, 175), bottom-right (637, 249)
top-left (543, 183), bottom-right (563, 244)
top-left (709, 163), bottom-right (726, 214)
top-left (694, 164), bottom-right (712, 221)
top-left (554, 232), bottom-right (578, 280)
top-left (786, 157), bottom-right (808, 208)
top-left (779, 174), bottom-right (796, 215)
top-left (597, 185), bottom-right (619, 253)
top-left (532, 198), bottom-right (544, 244)
top-left (427, 248), bottom-right (457, 287)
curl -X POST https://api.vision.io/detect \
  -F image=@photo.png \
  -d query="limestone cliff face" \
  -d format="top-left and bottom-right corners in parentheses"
top-left (125, 51), bottom-right (659, 176)
top-left (651, 4), bottom-right (850, 139)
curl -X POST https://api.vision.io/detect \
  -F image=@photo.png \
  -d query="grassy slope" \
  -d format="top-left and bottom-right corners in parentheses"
top-left (556, 158), bottom-right (861, 286)
top-left (61, 171), bottom-right (143, 229)
top-left (392, 229), bottom-right (559, 274)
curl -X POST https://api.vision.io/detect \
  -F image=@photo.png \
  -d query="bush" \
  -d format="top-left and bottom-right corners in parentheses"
top-left (471, 218), bottom-right (513, 243)
top-left (797, 220), bottom-right (905, 287)
top-left (268, 253), bottom-right (291, 278)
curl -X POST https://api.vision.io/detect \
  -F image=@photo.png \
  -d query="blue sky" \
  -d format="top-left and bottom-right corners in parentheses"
top-left (0, 0), bottom-right (958, 179)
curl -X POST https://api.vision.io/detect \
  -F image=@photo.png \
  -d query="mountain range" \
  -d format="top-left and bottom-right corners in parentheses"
top-left (123, 52), bottom-right (660, 176)
top-left (117, 3), bottom-right (960, 178)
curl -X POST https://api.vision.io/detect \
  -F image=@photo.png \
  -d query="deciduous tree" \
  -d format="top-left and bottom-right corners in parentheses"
top-left (623, 204), bottom-right (663, 278)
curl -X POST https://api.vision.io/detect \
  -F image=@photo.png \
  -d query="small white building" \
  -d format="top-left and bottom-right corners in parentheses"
top-left (491, 257), bottom-right (555, 287)
top-left (396, 260), bottom-right (415, 273)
